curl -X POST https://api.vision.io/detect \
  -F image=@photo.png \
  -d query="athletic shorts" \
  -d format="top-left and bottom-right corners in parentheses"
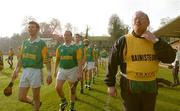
top-left (101, 58), bottom-right (107, 63)
top-left (87, 62), bottom-right (95, 70)
top-left (56, 67), bottom-right (78, 82)
top-left (19, 68), bottom-right (43, 88)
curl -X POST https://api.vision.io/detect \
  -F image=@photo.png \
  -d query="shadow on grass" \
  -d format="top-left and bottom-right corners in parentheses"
top-left (90, 87), bottom-right (107, 95)
top-left (158, 92), bottom-right (180, 106)
top-left (77, 98), bottom-right (104, 111)
top-left (158, 86), bottom-right (180, 91)
top-left (1, 68), bottom-right (13, 77)
top-left (81, 92), bottom-right (120, 111)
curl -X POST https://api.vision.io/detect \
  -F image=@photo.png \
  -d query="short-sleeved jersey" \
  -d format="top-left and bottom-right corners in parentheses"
top-left (75, 42), bottom-right (85, 61)
top-left (94, 48), bottom-right (100, 59)
top-left (21, 38), bottom-right (49, 69)
top-left (86, 46), bottom-right (95, 62)
top-left (100, 50), bottom-right (108, 58)
top-left (56, 43), bottom-right (82, 69)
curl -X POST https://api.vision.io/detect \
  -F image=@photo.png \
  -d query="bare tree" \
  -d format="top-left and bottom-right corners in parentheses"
top-left (22, 16), bottom-right (37, 32)
top-left (39, 18), bottom-right (61, 38)
top-left (50, 18), bottom-right (62, 35)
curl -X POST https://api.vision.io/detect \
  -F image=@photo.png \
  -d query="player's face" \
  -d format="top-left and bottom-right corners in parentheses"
top-left (64, 31), bottom-right (72, 43)
top-left (75, 36), bottom-right (81, 43)
top-left (132, 12), bottom-right (149, 35)
top-left (28, 24), bottom-right (39, 36)
top-left (83, 41), bottom-right (89, 46)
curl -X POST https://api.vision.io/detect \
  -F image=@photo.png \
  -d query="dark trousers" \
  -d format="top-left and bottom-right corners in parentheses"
top-left (172, 66), bottom-right (179, 84)
top-left (123, 92), bottom-right (156, 111)
top-left (120, 76), bottom-right (157, 111)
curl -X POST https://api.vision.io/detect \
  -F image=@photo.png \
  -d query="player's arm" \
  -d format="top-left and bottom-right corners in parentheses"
top-left (11, 45), bottom-right (23, 80)
top-left (42, 47), bottom-right (51, 75)
top-left (54, 48), bottom-right (60, 78)
top-left (76, 48), bottom-right (82, 79)
top-left (92, 48), bottom-right (96, 61)
top-left (11, 58), bottom-right (22, 80)
top-left (42, 46), bottom-right (52, 85)
top-left (82, 47), bottom-right (87, 65)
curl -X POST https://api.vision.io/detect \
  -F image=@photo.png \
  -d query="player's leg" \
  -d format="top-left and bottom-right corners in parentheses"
top-left (80, 71), bottom-right (84, 93)
top-left (56, 70), bottom-right (67, 111)
top-left (88, 69), bottom-right (93, 90)
top-left (92, 63), bottom-right (96, 84)
top-left (84, 68), bottom-right (88, 88)
top-left (68, 67), bottom-right (78, 111)
top-left (18, 87), bottom-right (33, 104)
top-left (32, 87), bottom-right (41, 111)
top-left (7, 57), bottom-right (11, 67)
top-left (18, 69), bottom-right (33, 105)
top-left (30, 69), bottom-right (42, 111)
top-left (68, 81), bottom-right (76, 111)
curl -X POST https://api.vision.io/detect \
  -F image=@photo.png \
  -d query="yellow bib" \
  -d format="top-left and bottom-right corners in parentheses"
top-left (124, 34), bottom-right (159, 81)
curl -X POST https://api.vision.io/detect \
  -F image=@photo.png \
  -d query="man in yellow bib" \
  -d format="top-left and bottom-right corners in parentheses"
top-left (105, 11), bottom-right (176, 111)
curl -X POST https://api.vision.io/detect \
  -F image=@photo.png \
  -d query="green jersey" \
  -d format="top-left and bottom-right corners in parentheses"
top-left (57, 44), bottom-right (81, 69)
top-left (75, 42), bottom-right (85, 60)
top-left (86, 46), bottom-right (94, 62)
top-left (100, 50), bottom-right (108, 58)
top-left (94, 48), bottom-right (100, 59)
top-left (22, 38), bottom-right (49, 69)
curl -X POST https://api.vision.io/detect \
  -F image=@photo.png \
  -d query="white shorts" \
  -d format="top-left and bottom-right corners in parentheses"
top-left (19, 68), bottom-right (43, 88)
top-left (56, 67), bottom-right (78, 82)
top-left (87, 62), bottom-right (95, 70)
top-left (101, 58), bottom-right (108, 63)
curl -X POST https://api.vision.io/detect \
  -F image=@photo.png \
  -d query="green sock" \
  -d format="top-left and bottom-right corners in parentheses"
top-left (70, 102), bottom-right (75, 109)
top-left (61, 98), bottom-right (66, 103)
top-left (88, 80), bottom-right (91, 86)
top-left (93, 76), bottom-right (95, 80)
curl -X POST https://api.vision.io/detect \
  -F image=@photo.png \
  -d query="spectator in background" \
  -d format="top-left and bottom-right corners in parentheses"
top-left (7, 48), bottom-right (14, 69)
top-left (0, 50), bottom-right (4, 74)
top-left (172, 47), bottom-right (180, 86)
